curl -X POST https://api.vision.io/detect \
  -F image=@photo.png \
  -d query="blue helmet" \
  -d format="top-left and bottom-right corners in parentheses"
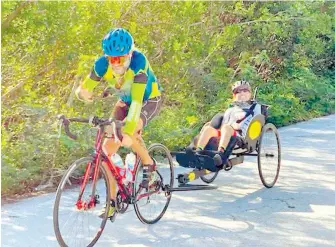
top-left (102, 28), bottom-right (134, 56)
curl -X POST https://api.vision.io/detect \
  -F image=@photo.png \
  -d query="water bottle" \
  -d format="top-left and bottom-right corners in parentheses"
top-left (125, 152), bottom-right (136, 183)
top-left (110, 153), bottom-right (125, 178)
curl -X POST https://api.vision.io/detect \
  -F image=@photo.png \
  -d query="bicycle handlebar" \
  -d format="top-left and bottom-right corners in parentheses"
top-left (57, 114), bottom-right (124, 140)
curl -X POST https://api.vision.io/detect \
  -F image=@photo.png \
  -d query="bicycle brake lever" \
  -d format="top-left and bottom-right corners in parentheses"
top-left (88, 116), bottom-right (96, 126)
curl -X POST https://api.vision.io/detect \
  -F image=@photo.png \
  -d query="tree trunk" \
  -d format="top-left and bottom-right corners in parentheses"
top-left (2, 1), bottom-right (32, 30)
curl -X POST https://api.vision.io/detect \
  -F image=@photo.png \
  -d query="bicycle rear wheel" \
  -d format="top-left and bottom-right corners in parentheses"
top-left (53, 157), bottom-right (111, 247)
top-left (133, 143), bottom-right (174, 224)
top-left (258, 123), bottom-right (281, 188)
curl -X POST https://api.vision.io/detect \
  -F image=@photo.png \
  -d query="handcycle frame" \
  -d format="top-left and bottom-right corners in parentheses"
top-left (171, 99), bottom-right (281, 188)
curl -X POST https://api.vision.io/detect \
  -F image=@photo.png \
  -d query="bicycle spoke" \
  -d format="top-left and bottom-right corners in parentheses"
top-left (133, 144), bottom-right (173, 224)
top-left (53, 157), bottom-right (110, 247)
top-left (258, 124), bottom-right (281, 188)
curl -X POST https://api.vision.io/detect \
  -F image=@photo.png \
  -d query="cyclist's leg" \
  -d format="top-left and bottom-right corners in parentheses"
top-left (218, 124), bottom-right (235, 151)
top-left (129, 119), bottom-right (152, 163)
top-left (130, 96), bottom-right (162, 164)
top-left (213, 124), bottom-right (236, 166)
top-left (130, 96), bottom-right (162, 187)
top-left (187, 122), bottom-right (209, 149)
top-left (196, 112), bottom-right (225, 150)
top-left (196, 125), bottom-right (219, 150)
top-left (102, 100), bottom-right (128, 200)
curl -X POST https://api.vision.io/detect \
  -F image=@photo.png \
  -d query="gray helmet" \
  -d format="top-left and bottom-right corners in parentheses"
top-left (232, 80), bottom-right (251, 93)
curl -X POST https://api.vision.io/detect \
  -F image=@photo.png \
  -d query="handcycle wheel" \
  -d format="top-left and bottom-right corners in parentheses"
top-left (258, 123), bottom-right (281, 188)
top-left (200, 137), bottom-right (220, 183)
top-left (133, 143), bottom-right (174, 224)
top-left (200, 169), bottom-right (219, 184)
top-left (53, 157), bottom-right (111, 247)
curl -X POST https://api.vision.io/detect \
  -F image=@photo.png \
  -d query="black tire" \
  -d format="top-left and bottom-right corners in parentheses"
top-left (200, 170), bottom-right (219, 184)
top-left (133, 143), bottom-right (174, 224)
top-left (258, 123), bottom-right (281, 188)
top-left (53, 157), bottom-right (111, 247)
top-left (200, 137), bottom-right (219, 183)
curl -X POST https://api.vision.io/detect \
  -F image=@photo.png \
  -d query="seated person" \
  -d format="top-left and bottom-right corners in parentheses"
top-left (188, 80), bottom-right (262, 167)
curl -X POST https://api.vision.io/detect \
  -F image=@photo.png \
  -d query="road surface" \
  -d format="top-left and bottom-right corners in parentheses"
top-left (2, 115), bottom-right (335, 247)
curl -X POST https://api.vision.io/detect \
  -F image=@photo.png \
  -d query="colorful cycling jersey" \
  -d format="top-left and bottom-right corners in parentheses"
top-left (81, 49), bottom-right (162, 135)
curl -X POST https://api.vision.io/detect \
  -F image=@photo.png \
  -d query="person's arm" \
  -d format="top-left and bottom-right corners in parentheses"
top-left (75, 72), bottom-right (99, 102)
top-left (75, 56), bottom-right (107, 101)
top-left (222, 108), bottom-right (235, 126)
top-left (226, 108), bottom-right (242, 130)
top-left (122, 73), bottom-right (147, 136)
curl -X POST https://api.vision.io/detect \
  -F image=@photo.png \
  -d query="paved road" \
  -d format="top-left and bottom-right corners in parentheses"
top-left (2, 115), bottom-right (335, 247)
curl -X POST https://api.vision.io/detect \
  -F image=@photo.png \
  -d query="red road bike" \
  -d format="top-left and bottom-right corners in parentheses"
top-left (53, 115), bottom-right (174, 247)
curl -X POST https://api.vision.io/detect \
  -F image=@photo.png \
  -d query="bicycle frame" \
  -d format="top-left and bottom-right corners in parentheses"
top-left (75, 125), bottom-right (156, 211)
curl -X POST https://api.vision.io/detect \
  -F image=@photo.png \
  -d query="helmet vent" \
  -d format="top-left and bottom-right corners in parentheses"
top-left (102, 28), bottom-right (134, 56)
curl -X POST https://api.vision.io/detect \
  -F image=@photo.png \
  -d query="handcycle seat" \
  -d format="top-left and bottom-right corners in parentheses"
top-left (232, 114), bottom-right (266, 154)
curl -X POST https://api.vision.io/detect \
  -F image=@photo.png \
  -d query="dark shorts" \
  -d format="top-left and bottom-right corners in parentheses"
top-left (112, 96), bottom-right (162, 127)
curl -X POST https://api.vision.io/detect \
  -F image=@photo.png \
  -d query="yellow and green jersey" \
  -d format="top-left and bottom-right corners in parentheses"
top-left (81, 49), bottom-right (162, 135)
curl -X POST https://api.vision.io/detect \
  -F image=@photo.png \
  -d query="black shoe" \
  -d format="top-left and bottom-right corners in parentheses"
top-left (185, 146), bottom-right (195, 155)
top-left (140, 165), bottom-right (155, 189)
top-left (213, 151), bottom-right (229, 167)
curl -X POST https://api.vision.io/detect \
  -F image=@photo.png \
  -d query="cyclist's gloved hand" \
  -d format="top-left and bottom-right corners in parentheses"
top-left (75, 86), bottom-right (93, 103)
top-left (108, 122), bottom-right (122, 143)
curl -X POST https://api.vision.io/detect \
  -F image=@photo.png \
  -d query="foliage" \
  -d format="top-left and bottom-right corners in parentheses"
top-left (1, 1), bottom-right (334, 195)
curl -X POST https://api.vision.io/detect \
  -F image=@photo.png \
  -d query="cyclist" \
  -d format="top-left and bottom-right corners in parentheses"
top-left (75, 28), bottom-right (162, 220)
top-left (188, 80), bottom-right (261, 166)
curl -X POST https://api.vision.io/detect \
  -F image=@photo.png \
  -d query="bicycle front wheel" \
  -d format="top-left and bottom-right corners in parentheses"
top-left (53, 157), bottom-right (111, 247)
top-left (133, 143), bottom-right (174, 224)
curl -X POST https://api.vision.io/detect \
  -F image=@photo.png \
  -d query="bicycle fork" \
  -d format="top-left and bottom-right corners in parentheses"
top-left (76, 158), bottom-right (100, 210)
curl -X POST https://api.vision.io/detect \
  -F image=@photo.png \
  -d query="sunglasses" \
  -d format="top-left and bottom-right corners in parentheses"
top-left (107, 54), bottom-right (131, 66)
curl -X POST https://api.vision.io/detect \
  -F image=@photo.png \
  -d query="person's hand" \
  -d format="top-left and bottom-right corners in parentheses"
top-left (231, 122), bottom-right (241, 130)
top-left (116, 100), bottom-right (127, 108)
top-left (75, 86), bottom-right (93, 103)
top-left (121, 133), bottom-right (133, 147)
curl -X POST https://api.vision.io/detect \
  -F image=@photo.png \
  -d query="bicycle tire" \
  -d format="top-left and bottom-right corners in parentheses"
top-left (133, 143), bottom-right (174, 224)
top-left (53, 157), bottom-right (111, 247)
top-left (258, 123), bottom-right (281, 188)
top-left (200, 170), bottom-right (219, 184)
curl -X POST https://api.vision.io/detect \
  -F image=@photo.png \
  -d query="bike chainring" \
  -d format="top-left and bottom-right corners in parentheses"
top-left (116, 191), bottom-right (129, 214)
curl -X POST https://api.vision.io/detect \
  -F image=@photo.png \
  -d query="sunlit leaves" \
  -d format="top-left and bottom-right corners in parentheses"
top-left (1, 1), bottom-right (334, 194)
